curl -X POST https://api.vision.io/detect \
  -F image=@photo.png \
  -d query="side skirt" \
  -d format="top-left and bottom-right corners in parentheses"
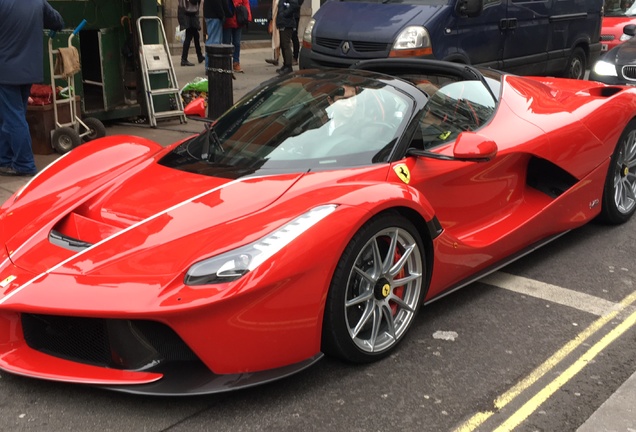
top-left (423, 231), bottom-right (569, 306)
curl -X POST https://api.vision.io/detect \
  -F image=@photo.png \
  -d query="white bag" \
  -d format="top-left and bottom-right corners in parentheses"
top-left (175, 25), bottom-right (185, 43)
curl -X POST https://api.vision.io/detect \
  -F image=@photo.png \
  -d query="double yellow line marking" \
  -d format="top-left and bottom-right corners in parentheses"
top-left (454, 291), bottom-right (636, 432)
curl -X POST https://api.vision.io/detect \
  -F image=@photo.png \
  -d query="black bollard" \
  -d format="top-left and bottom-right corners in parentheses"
top-left (205, 44), bottom-right (234, 120)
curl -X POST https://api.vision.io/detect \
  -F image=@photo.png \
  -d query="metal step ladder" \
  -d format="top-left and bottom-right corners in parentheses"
top-left (136, 16), bottom-right (186, 127)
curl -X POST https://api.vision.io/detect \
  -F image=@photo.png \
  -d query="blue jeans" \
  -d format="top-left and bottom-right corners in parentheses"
top-left (223, 27), bottom-right (242, 64)
top-left (0, 84), bottom-right (37, 174)
top-left (205, 18), bottom-right (223, 68)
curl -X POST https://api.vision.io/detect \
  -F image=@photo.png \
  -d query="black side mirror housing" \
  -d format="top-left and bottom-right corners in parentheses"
top-left (457, 0), bottom-right (483, 17)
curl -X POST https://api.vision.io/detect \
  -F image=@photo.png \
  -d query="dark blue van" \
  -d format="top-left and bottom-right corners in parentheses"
top-left (299, 0), bottom-right (603, 79)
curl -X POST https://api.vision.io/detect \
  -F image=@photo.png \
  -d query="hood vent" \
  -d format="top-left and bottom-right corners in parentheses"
top-left (49, 230), bottom-right (93, 252)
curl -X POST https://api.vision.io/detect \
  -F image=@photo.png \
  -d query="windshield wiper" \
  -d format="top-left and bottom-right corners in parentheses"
top-left (201, 125), bottom-right (225, 162)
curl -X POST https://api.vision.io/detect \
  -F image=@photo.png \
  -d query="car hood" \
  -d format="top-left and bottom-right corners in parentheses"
top-left (313, 2), bottom-right (441, 42)
top-left (1, 140), bottom-right (306, 277)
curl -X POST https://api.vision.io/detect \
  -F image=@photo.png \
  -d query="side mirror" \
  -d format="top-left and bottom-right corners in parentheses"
top-left (624, 24), bottom-right (636, 37)
top-left (453, 131), bottom-right (497, 161)
top-left (456, 0), bottom-right (483, 17)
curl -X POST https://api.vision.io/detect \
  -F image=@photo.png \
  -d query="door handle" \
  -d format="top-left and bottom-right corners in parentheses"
top-left (499, 18), bottom-right (518, 31)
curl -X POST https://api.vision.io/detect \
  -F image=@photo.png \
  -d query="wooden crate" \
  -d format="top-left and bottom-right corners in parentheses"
top-left (26, 97), bottom-right (81, 155)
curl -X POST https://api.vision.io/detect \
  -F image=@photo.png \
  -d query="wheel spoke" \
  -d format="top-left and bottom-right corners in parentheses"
top-left (389, 294), bottom-right (416, 313)
top-left (346, 289), bottom-right (374, 308)
top-left (381, 229), bottom-right (399, 274)
top-left (350, 302), bottom-right (374, 339)
top-left (353, 265), bottom-right (376, 285)
top-left (368, 304), bottom-right (383, 351)
top-left (388, 243), bottom-right (416, 278)
top-left (371, 238), bottom-right (384, 278)
top-left (393, 272), bottom-right (422, 288)
top-left (381, 303), bottom-right (397, 341)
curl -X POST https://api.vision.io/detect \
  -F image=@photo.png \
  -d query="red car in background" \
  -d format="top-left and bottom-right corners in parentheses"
top-left (601, 0), bottom-right (636, 52)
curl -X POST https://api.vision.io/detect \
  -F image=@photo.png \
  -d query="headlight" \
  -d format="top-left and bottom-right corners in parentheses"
top-left (303, 18), bottom-right (315, 46)
top-left (620, 33), bottom-right (633, 42)
top-left (185, 205), bottom-right (338, 285)
top-left (390, 26), bottom-right (432, 58)
top-left (592, 60), bottom-right (618, 77)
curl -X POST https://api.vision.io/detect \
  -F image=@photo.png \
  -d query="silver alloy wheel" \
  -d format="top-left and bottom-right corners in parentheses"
top-left (613, 129), bottom-right (636, 214)
top-left (344, 227), bottom-right (423, 353)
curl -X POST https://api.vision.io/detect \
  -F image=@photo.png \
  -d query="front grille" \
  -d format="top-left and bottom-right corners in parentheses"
top-left (22, 314), bottom-right (198, 369)
top-left (315, 38), bottom-right (390, 53)
top-left (352, 41), bottom-right (390, 52)
top-left (600, 34), bottom-right (615, 41)
top-left (315, 37), bottom-right (341, 50)
top-left (622, 65), bottom-right (636, 80)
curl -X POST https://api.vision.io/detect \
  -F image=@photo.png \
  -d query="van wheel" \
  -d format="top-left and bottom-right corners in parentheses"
top-left (563, 47), bottom-right (586, 80)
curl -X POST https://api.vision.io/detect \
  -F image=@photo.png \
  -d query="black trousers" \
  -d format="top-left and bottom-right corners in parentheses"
top-left (292, 23), bottom-right (299, 60)
top-left (279, 27), bottom-right (294, 67)
top-left (182, 27), bottom-right (203, 61)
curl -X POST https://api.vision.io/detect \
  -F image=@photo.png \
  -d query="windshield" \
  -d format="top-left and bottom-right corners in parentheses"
top-left (604, 0), bottom-right (636, 16)
top-left (160, 71), bottom-right (413, 178)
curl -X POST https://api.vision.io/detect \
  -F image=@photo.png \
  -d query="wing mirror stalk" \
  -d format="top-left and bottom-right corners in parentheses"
top-left (407, 131), bottom-right (498, 162)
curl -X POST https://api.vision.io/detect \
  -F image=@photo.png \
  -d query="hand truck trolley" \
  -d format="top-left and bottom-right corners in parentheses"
top-left (47, 19), bottom-right (106, 154)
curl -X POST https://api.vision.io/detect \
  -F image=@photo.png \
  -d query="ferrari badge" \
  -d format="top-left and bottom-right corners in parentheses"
top-left (393, 164), bottom-right (411, 184)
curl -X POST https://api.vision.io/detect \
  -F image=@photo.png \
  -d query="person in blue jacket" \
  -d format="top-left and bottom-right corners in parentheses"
top-left (0, 0), bottom-right (64, 176)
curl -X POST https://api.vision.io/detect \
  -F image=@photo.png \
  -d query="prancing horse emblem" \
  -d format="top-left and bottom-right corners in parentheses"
top-left (393, 164), bottom-right (411, 184)
top-left (342, 41), bottom-right (350, 54)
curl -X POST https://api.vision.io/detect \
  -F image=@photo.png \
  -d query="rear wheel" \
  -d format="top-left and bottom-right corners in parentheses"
top-left (599, 119), bottom-right (636, 224)
top-left (81, 117), bottom-right (106, 142)
top-left (563, 47), bottom-right (586, 80)
top-left (322, 213), bottom-right (426, 363)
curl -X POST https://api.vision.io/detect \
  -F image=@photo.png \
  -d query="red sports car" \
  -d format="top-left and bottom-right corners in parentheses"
top-left (1, 60), bottom-right (635, 395)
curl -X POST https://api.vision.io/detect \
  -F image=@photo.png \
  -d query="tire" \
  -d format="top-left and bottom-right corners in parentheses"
top-left (51, 127), bottom-right (81, 154)
top-left (81, 117), bottom-right (106, 142)
top-left (599, 119), bottom-right (636, 224)
top-left (563, 47), bottom-right (586, 80)
top-left (322, 212), bottom-right (427, 363)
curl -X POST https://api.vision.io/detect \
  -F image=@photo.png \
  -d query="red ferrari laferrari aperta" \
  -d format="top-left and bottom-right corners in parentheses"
top-left (1, 60), bottom-right (635, 395)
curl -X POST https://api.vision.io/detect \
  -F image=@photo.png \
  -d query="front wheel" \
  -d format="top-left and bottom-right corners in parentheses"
top-left (599, 119), bottom-right (636, 224)
top-left (51, 126), bottom-right (81, 154)
top-left (322, 213), bottom-right (426, 363)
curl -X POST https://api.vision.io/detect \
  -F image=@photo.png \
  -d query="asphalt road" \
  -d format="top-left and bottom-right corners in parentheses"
top-left (0, 50), bottom-right (634, 431)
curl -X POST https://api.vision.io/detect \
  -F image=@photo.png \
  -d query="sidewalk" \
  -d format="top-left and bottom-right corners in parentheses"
top-left (1, 48), bottom-right (635, 431)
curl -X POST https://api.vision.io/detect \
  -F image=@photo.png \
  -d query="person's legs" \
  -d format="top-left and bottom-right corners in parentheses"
top-left (181, 28), bottom-right (195, 65)
top-left (192, 28), bottom-right (204, 63)
top-left (205, 18), bottom-right (223, 68)
top-left (278, 28), bottom-right (293, 73)
top-left (222, 27), bottom-right (232, 45)
top-left (292, 24), bottom-right (299, 63)
top-left (232, 27), bottom-right (242, 65)
top-left (0, 84), bottom-right (37, 175)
